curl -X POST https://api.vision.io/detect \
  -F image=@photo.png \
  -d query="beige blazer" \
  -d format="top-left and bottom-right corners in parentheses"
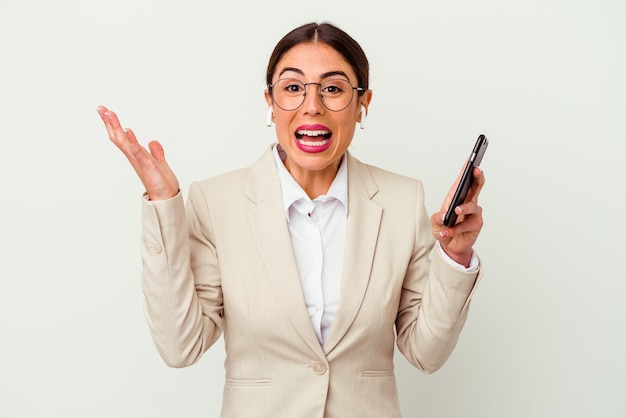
top-left (140, 146), bottom-right (481, 418)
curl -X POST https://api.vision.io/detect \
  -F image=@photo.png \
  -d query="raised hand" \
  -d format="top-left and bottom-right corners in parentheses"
top-left (431, 166), bottom-right (485, 267)
top-left (97, 106), bottom-right (179, 200)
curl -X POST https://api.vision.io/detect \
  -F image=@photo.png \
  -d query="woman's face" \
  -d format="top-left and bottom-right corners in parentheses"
top-left (265, 42), bottom-right (371, 180)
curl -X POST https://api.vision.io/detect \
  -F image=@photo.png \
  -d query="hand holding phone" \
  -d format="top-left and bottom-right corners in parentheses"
top-left (443, 135), bottom-right (489, 227)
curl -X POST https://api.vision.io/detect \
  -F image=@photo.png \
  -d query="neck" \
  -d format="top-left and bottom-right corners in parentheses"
top-left (285, 160), bottom-right (341, 200)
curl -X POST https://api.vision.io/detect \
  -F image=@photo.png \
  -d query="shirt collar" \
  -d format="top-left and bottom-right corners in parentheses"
top-left (272, 144), bottom-right (348, 222)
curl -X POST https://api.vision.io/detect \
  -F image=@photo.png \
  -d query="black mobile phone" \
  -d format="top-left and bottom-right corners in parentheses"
top-left (443, 134), bottom-right (489, 227)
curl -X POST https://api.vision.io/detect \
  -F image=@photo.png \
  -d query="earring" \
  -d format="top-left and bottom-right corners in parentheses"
top-left (359, 106), bottom-right (366, 129)
top-left (266, 107), bottom-right (273, 127)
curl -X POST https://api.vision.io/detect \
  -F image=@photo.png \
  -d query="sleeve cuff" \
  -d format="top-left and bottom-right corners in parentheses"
top-left (142, 189), bottom-right (181, 202)
top-left (436, 242), bottom-right (480, 272)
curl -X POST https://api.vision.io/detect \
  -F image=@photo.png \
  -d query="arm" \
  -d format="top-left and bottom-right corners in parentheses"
top-left (97, 106), bottom-right (222, 367)
top-left (395, 179), bottom-right (483, 374)
top-left (140, 187), bottom-right (223, 368)
top-left (396, 245), bottom-right (481, 373)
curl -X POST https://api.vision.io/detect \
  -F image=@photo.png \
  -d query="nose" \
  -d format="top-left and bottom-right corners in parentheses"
top-left (301, 83), bottom-right (324, 114)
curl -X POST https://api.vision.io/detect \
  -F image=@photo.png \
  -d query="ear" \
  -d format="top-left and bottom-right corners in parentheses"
top-left (357, 89), bottom-right (373, 123)
top-left (264, 89), bottom-right (275, 127)
top-left (264, 89), bottom-right (273, 108)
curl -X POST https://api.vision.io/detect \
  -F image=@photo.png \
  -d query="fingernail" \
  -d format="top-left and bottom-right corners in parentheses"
top-left (439, 229), bottom-right (448, 238)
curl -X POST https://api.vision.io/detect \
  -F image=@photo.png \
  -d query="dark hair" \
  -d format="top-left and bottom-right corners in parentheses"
top-left (266, 22), bottom-right (369, 95)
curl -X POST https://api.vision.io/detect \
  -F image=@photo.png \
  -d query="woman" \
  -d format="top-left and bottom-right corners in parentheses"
top-left (97, 22), bottom-right (485, 418)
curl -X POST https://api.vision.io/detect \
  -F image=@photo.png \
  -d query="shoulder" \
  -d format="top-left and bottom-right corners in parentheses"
top-left (185, 167), bottom-right (247, 209)
top-left (347, 152), bottom-right (425, 197)
top-left (187, 146), bottom-right (280, 209)
top-left (194, 166), bottom-right (249, 189)
top-left (367, 163), bottom-right (421, 186)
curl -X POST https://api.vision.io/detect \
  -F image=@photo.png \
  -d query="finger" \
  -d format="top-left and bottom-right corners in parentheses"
top-left (148, 140), bottom-right (166, 164)
top-left (431, 211), bottom-right (452, 240)
top-left (440, 161), bottom-right (468, 211)
top-left (103, 109), bottom-right (141, 156)
top-left (431, 210), bottom-right (445, 228)
top-left (96, 105), bottom-right (110, 119)
top-left (446, 217), bottom-right (483, 245)
top-left (124, 127), bottom-right (144, 155)
top-left (122, 127), bottom-right (151, 175)
top-left (96, 106), bottom-right (117, 140)
top-left (101, 109), bottom-right (135, 155)
top-left (104, 109), bottom-right (125, 139)
top-left (453, 200), bottom-right (481, 219)
top-left (125, 128), bottom-right (164, 176)
top-left (148, 141), bottom-right (179, 190)
top-left (440, 158), bottom-right (475, 212)
top-left (466, 167), bottom-right (486, 203)
top-left (473, 166), bottom-right (485, 184)
top-left (447, 206), bottom-right (483, 236)
top-left (96, 105), bottom-right (109, 118)
top-left (123, 130), bottom-right (168, 183)
top-left (106, 115), bottom-right (147, 168)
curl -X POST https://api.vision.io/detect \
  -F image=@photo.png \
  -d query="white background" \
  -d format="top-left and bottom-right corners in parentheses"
top-left (1, 0), bottom-right (624, 417)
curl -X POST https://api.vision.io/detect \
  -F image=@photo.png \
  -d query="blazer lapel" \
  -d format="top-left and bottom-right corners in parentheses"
top-left (245, 147), bottom-right (325, 358)
top-left (323, 153), bottom-right (382, 355)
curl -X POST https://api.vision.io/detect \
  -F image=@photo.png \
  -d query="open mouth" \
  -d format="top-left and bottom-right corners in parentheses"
top-left (295, 129), bottom-right (332, 145)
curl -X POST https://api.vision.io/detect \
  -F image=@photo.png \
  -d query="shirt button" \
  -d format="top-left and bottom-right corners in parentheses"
top-left (312, 362), bottom-right (327, 375)
top-left (149, 242), bottom-right (162, 253)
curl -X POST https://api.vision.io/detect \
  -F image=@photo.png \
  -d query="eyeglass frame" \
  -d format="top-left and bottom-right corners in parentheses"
top-left (267, 78), bottom-right (365, 112)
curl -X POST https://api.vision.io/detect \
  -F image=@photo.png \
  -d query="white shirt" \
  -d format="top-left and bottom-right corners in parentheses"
top-left (271, 145), bottom-right (478, 345)
top-left (272, 145), bottom-right (347, 344)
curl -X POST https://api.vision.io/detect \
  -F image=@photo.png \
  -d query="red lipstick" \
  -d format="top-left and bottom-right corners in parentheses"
top-left (294, 124), bottom-right (332, 153)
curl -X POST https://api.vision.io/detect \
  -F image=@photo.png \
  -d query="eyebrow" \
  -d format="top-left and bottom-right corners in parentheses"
top-left (278, 67), bottom-right (350, 80)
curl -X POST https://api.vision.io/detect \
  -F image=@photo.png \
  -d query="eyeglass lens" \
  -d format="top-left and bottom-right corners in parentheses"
top-left (271, 79), bottom-right (357, 112)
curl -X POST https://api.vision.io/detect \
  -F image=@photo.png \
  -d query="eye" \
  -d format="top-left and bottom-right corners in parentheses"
top-left (321, 80), bottom-right (348, 96)
top-left (286, 84), bottom-right (302, 92)
top-left (281, 79), bottom-right (305, 94)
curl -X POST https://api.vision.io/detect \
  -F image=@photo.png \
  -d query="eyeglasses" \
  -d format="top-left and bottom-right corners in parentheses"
top-left (268, 78), bottom-right (364, 112)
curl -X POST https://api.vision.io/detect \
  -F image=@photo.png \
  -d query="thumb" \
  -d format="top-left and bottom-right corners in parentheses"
top-left (431, 211), bottom-right (450, 240)
top-left (148, 140), bottom-right (166, 163)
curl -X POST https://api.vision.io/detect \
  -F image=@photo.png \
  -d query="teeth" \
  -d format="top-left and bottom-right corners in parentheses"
top-left (298, 138), bottom-right (329, 146)
top-left (296, 130), bottom-right (330, 137)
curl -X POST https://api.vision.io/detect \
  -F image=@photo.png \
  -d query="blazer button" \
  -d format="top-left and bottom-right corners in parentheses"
top-left (312, 362), bottom-right (327, 375)
top-left (149, 242), bottom-right (163, 253)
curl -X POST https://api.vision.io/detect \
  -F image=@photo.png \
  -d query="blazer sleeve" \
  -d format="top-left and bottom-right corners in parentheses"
top-left (395, 180), bottom-right (482, 374)
top-left (140, 184), bottom-right (223, 368)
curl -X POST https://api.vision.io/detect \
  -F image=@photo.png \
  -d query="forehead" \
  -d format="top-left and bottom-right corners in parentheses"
top-left (275, 42), bottom-right (356, 81)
